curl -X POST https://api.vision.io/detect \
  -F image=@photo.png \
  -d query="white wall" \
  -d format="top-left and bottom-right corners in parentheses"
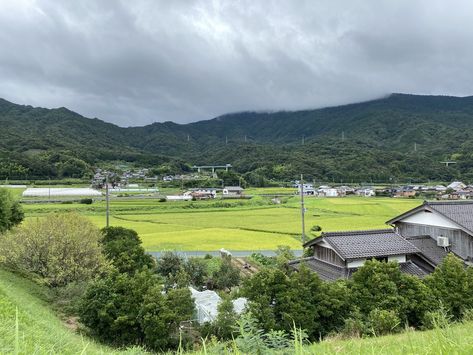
top-left (402, 211), bottom-right (460, 229)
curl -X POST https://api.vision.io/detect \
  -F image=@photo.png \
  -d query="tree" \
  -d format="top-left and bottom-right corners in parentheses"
top-left (425, 253), bottom-right (473, 320)
top-left (79, 270), bottom-right (158, 345)
top-left (212, 258), bottom-right (240, 290)
top-left (79, 270), bottom-right (194, 351)
top-left (0, 188), bottom-right (23, 233)
top-left (211, 296), bottom-right (238, 340)
top-left (349, 260), bottom-right (433, 328)
top-left (0, 213), bottom-right (105, 287)
top-left (184, 257), bottom-right (209, 289)
top-left (101, 226), bottom-right (155, 275)
top-left (156, 251), bottom-right (184, 279)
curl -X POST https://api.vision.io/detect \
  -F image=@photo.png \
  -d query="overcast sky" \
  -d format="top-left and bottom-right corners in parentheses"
top-left (1, 0), bottom-right (473, 126)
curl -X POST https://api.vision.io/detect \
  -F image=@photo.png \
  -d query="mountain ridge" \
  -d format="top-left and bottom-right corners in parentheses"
top-left (1, 93), bottom-right (473, 182)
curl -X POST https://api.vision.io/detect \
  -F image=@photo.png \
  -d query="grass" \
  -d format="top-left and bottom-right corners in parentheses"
top-left (19, 188), bottom-right (421, 251)
top-left (0, 268), bottom-right (145, 354)
top-left (304, 322), bottom-right (473, 354)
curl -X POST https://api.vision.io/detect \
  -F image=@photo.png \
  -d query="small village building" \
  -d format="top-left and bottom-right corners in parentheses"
top-left (355, 188), bottom-right (376, 197)
top-left (387, 201), bottom-right (473, 262)
top-left (318, 187), bottom-right (339, 197)
top-left (289, 229), bottom-right (427, 281)
top-left (394, 186), bottom-right (416, 198)
top-left (184, 188), bottom-right (217, 200)
top-left (297, 184), bottom-right (315, 195)
top-left (290, 201), bottom-right (473, 281)
top-left (447, 181), bottom-right (467, 191)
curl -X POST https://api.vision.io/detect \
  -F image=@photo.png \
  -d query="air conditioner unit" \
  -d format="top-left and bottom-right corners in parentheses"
top-left (437, 236), bottom-right (450, 247)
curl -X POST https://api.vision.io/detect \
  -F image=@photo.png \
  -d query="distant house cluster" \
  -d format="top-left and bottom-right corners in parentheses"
top-left (168, 186), bottom-right (245, 201)
top-left (294, 181), bottom-right (473, 200)
top-left (295, 182), bottom-right (375, 197)
top-left (290, 201), bottom-right (473, 281)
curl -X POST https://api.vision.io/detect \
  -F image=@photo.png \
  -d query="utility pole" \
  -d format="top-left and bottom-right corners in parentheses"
top-left (300, 174), bottom-right (306, 245)
top-left (105, 174), bottom-right (110, 228)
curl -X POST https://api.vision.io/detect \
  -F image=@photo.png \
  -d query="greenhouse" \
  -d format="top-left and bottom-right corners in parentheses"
top-left (22, 187), bottom-right (102, 197)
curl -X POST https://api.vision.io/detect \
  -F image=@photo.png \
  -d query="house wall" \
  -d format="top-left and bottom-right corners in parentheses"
top-left (313, 245), bottom-right (345, 266)
top-left (396, 222), bottom-right (473, 260)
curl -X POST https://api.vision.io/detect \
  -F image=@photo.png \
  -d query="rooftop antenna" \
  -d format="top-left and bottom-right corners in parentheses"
top-left (300, 174), bottom-right (306, 245)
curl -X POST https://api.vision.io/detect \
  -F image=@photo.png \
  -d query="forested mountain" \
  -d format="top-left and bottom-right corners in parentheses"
top-left (1, 94), bottom-right (473, 183)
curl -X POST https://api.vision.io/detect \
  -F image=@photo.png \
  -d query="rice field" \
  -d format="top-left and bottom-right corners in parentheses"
top-left (20, 189), bottom-right (421, 251)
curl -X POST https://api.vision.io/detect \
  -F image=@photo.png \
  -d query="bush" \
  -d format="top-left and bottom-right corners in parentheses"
top-left (0, 188), bottom-right (23, 232)
top-left (310, 225), bottom-right (322, 232)
top-left (79, 198), bottom-right (93, 204)
top-left (0, 213), bottom-right (106, 287)
top-left (367, 309), bottom-right (401, 336)
top-left (101, 226), bottom-right (155, 275)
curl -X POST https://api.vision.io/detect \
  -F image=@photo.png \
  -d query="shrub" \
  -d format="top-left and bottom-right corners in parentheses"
top-left (367, 309), bottom-right (401, 336)
top-left (0, 213), bottom-right (106, 287)
top-left (79, 198), bottom-right (93, 204)
top-left (310, 225), bottom-right (322, 232)
top-left (101, 226), bottom-right (155, 275)
top-left (0, 188), bottom-right (23, 232)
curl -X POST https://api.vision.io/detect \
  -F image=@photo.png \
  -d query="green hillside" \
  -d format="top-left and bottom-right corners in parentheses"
top-left (0, 268), bottom-right (144, 354)
top-left (2, 94), bottom-right (473, 182)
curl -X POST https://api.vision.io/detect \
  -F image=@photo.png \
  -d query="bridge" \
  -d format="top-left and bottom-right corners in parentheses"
top-left (192, 164), bottom-right (232, 173)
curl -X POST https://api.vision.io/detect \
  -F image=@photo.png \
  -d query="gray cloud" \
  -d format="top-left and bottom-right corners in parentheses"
top-left (1, 0), bottom-right (473, 126)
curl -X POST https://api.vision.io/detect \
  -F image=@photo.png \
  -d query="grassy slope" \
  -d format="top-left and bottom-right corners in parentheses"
top-left (0, 268), bottom-right (144, 354)
top-left (306, 322), bottom-right (473, 354)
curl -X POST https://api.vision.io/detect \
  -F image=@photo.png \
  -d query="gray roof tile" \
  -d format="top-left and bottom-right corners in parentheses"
top-left (306, 229), bottom-right (420, 259)
top-left (427, 201), bottom-right (473, 235)
top-left (288, 257), bottom-right (347, 281)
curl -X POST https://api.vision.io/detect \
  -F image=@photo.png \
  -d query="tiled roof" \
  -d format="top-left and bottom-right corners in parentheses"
top-left (288, 257), bottom-right (347, 281)
top-left (306, 229), bottom-right (420, 260)
top-left (399, 260), bottom-right (430, 278)
top-left (387, 201), bottom-right (473, 236)
top-left (427, 201), bottom-right (473, 235)
top-left (405, 235), bottom-right (448, 266)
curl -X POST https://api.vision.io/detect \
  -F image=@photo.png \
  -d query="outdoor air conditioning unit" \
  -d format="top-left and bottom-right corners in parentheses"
top-left (437, 236), bottom-right (450, 247)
